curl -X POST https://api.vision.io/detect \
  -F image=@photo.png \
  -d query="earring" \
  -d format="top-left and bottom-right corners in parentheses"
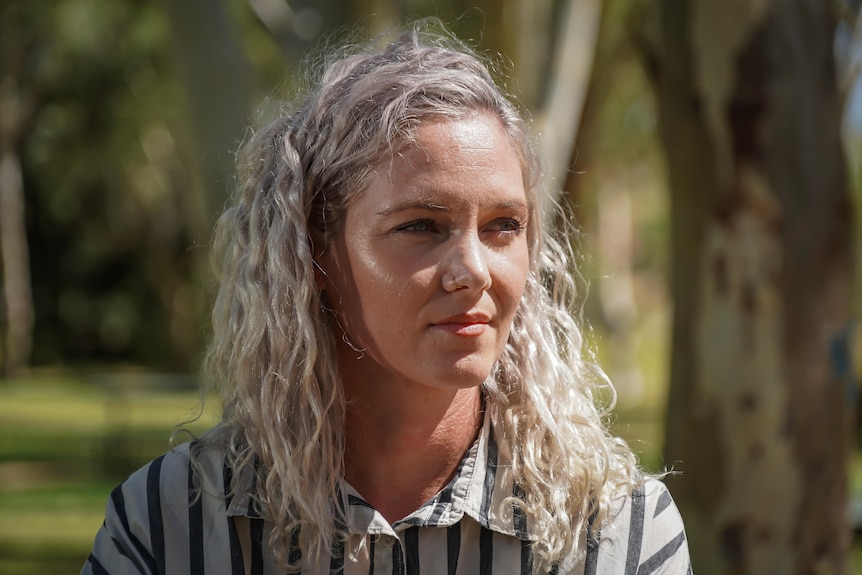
top-left (319, 286), bottom-right (366, 359)
top-left (341, 331), bottom-right (366, 359)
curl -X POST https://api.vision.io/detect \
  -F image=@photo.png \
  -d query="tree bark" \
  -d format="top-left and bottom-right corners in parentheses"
top-left (163, 0), bottom-right (252, 234)
top-left (0, 67), bottom-right (36, 377)
top-left (536, 0), bottom-right (603, 222)
top-left (0, 148), bottom-right (32, 377)
top-left (507, 0), bottom-right (554, 111)
top-left (657, 0), bottom-right (856, 573)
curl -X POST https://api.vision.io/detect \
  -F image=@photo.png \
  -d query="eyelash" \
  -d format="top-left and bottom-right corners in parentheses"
top-left (395, 219), bottom-right (438, 233)
top-left (394, 217), bottom-right (527, 235)
top-left (492, 217), bottom-right (527, 234)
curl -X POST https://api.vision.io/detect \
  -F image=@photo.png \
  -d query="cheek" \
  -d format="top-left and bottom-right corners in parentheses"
top-left (343, 256), bottom-right (415, 331)
top-left (353, 243), bottom-right (429, 297)
top-left (499, 250), bottom-right (530, 310)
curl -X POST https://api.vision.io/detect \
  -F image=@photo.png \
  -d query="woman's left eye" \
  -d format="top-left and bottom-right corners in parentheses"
top-left (487, 217), bottom-right (526, 234)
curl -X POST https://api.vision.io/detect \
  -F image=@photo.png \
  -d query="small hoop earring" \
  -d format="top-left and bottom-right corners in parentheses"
top-left (341, 331), bottom-right (366, 359)
top-left (320, 292), bottom-right (367, 360)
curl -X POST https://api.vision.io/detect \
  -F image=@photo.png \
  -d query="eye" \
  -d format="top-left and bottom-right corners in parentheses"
top-left (487, 217), bottom-right (527, 235)
top-left (394, 219), bottom-right (439, 233)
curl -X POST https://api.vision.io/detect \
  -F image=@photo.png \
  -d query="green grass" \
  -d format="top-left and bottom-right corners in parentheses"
top-left (0, 375), bottom-right (218, 575)
top-left (0, 483), bottom-right (114, 548)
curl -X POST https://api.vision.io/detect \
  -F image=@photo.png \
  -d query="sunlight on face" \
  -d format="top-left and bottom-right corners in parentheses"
top-left (320, 114), bottom-right (530, 394)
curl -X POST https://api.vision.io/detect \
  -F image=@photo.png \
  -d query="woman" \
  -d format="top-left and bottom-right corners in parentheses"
top-left (84, 24), bottom-right (691, 575)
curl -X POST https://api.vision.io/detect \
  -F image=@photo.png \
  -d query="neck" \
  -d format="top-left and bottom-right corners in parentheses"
top-left (342, 378), bottom-right (483, 524)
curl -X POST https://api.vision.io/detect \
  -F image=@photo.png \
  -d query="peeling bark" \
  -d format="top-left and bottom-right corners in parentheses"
top-left (657, 0), bottom-right (856, 573)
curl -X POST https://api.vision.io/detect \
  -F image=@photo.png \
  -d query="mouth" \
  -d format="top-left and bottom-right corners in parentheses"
top-left (431, 313), bottom-right (491, 336)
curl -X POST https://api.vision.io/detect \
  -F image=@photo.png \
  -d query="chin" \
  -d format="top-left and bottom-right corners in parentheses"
top-left (435, 359), bottom-right (495, 389)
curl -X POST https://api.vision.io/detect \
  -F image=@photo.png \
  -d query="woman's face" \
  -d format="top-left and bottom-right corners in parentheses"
top-left (319, 114), bottom-right (530, 393)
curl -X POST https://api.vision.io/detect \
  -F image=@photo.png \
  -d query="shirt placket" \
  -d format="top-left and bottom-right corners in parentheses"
top-left (367, 533), bottom-right (407, 575)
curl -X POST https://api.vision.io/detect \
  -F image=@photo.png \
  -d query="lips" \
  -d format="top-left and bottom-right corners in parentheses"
top-left (431, 312), bottom-right (492, 336)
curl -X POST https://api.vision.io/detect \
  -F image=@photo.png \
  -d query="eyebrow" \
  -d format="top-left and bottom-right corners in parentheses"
top-left (376, 199), bottom-right (529, 217)
top-left (376, 201), bottom-right (449, 216)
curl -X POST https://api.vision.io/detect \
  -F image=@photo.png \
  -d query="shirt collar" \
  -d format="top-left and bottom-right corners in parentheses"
top-left (225, 410), bottom-right (532, 541)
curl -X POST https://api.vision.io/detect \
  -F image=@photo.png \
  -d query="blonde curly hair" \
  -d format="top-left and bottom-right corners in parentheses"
top-left (200, 21), bottom-right (641, 573)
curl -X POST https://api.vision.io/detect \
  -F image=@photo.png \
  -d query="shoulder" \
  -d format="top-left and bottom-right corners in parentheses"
top-left (82, 441), bottom-right (233, 574)
top-left (632, 478), bottom-right (686, 533)
top-left (591, 478), bottom-right (692, 575)
top-left (113, 440), bottom-right (228, 511)
top-left (117, 439), bottom-right (235, 522)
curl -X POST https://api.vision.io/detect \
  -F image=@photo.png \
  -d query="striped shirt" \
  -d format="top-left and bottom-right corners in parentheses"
top-left (83, 416), bottom-right (691, 574)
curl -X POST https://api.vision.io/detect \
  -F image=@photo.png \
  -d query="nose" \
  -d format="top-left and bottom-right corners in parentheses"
top-left (442, 232), bottom-right (492, 293)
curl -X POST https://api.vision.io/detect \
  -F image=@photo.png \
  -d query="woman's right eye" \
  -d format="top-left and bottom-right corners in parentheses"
top-left (395, 219), bottom-right (438, 233)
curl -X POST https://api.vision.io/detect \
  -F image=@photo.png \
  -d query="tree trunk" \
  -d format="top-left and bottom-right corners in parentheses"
top-left (0, 148), bottom-right (33, 377)
top-left (657, 0), bottom-right (856, 573)
top-left (163, 0), bottom-right (252, 234)
top-left (507, 0), bottom-right (555, 111)
top-left (536, 0), bottom-right (603, 222)
top-left (0, 67), bottom-right (35, 378)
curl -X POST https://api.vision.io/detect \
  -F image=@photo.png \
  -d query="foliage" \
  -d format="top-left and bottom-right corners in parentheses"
top-left (2, 0), bottom-right (205, 368)
top-left (0, 0), bottom-right (545, 373)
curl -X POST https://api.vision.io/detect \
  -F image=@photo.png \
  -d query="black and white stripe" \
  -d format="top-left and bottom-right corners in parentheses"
top-left (83, 420), bottom-right (691, 575)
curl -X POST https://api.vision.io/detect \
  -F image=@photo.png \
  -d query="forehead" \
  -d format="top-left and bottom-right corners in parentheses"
top-left (367, 115), bottom-right (527, 204)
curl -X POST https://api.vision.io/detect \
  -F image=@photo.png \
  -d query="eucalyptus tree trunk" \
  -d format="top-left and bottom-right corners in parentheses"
top-left (0, 68), bottom-right (35, 378)
top-left (656, 0), bottom-right (857, 573)
top-left (164, 0), bottom-right (252, 235)
top-left (0, 148), bottom-right (32, 377)
top-left (535, 0), bottom-right (603, 219)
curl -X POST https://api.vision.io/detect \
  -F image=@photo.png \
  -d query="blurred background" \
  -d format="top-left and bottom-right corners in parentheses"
top-left (0, 0), bottom-right (859, 573)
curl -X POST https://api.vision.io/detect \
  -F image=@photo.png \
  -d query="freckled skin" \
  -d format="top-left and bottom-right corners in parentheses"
top-left (319, 114), bottom-right (530, 396)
